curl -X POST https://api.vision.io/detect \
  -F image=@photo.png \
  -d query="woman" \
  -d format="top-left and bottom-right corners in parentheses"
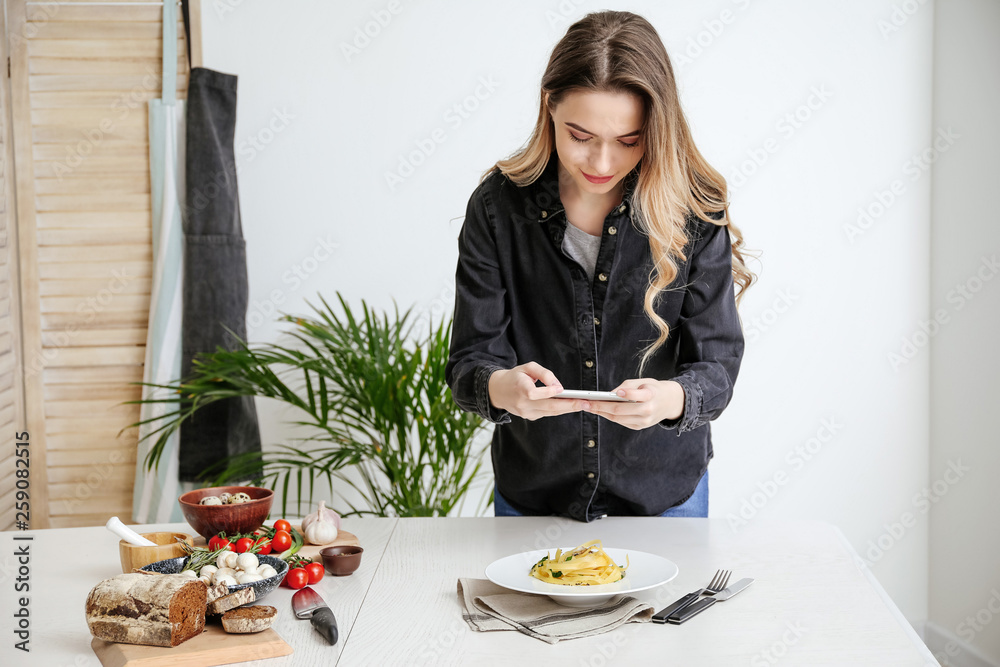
top-left (445, 11), bottom-right (755, 521)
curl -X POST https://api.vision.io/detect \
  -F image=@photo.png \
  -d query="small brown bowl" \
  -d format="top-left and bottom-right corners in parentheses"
top-left (119, 532), bottom-right (193, 573)
top-left (178, 485), bottom-right (274, 540)
top-left (320, 545), bottom-right (364, 576)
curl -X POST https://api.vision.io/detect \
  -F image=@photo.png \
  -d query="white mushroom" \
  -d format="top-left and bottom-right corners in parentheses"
top-left (236, 572), bottom-right (263, 585)
top-left (236, 553), bottom-right (259, 572)
top-left (199, 565), bottom-right (218, 578)
top-left (216, 551), bottom-right (238, 569)
top-left (215, 574), bottom-right (238, 587)
top-left (213, 567), bottom-right (238, 584)
top-left (257, 564), bottom-right (278, 579)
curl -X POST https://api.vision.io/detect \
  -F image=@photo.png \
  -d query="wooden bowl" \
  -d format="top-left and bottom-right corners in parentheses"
top-left (320, 545), bottom-right (364, 576)
top-left (178, 486), bottom-right (274, 540)
top-left (119, 532), bottom-right (193, 573)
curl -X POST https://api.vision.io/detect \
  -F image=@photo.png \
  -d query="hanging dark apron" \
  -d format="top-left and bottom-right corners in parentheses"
top-left (177, 3), bottom-right (261, 482)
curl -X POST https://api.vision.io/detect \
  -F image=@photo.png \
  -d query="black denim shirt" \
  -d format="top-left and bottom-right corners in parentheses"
top-left (446, 153), bottom-right (744, 521)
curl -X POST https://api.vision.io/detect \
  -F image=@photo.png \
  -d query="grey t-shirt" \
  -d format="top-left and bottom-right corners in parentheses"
top-left (562, 222), bottom-right (602, 281)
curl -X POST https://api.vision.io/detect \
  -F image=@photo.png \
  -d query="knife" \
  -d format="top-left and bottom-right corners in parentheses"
top-left (665, 577), bottom-right (755, 625)
top-left (292, 586), bottom-right (339, 645)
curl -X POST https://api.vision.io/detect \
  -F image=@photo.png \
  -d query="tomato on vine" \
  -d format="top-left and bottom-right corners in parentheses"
top-left (235, 537), bottom-right (255, 554)
top-left (305, 561), bottom-right (325, 584)
top-left (285, 568), bottom-right (308, 590)
top-left (273, 519), bottom-right (292, 534)
top-left (271, 530), bottom-right (292, 552)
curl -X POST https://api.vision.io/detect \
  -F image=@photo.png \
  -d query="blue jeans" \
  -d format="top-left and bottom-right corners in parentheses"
top-left (493, 470), bottom-right (709, 518)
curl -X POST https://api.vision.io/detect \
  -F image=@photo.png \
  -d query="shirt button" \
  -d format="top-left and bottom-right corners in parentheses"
top-left (540, 210), bottom-right (548, 219)
top-left (587, 472), bottom-right (595, 479)
top-left (585, 359), bottom-right (594, 368)
top-left (617, 204), bottom-right (626, 213)
top-left (608, 226), bottom-right (617, 235)
top-left (593, 317), bottom-right (600, 326)
top-left (598, 273), bottom-right (608, 282)
top-left (587, 439), bottom-right (596, 448)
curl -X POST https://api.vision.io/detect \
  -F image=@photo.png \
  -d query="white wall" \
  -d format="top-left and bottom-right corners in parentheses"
top-left (927, 1), bottom-right (1000, 665)
top-left (202, 0), bottom-right (936, 625)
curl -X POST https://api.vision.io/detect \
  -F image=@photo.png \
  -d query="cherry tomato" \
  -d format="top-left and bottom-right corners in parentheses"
top-left (271, 530), bottom-right (292, 552)
top-left (210, 535), bottom-right (231, 551)
top-left (285, 567), bottom-right (308, 590)
top-left (235, 537), bottom-right (254, 553)
top-left (254, 536), bottom-right (272, 555)
top-left (273, 519), bottom-right (292, 534)
top-left (305, 562), bottom-right (325, 584)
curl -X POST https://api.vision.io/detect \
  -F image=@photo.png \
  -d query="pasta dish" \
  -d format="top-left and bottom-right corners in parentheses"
top-left (528, 539), bottom-right (628, 586)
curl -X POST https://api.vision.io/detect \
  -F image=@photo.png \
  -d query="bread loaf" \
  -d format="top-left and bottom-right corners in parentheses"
top-left (221, 605), bottom-right (277, 633)
top-left (86, 573), bottom-right (206, 647)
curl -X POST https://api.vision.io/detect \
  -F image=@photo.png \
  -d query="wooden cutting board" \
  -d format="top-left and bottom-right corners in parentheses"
top-left (191, 528), bottom-right (360, 561)
top-left (91, 623), bottom-right (292, 667)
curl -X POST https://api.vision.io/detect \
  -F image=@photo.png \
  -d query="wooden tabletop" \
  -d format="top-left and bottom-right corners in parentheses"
top-left (0, 517), bottom-right (936, 666)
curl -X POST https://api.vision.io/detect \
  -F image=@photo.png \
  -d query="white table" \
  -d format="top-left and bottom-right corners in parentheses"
top-left (0, 517), bottom-right (937, 666)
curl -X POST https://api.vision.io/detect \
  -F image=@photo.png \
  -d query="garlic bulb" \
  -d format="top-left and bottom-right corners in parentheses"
top-left (302, 500), bottom-right (341, 545)
top-left (303, 500), bottom-right (339, 545)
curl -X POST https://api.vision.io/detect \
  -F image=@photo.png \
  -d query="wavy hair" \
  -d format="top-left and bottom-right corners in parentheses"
top-left (481, 10), bottom-right (756, 372)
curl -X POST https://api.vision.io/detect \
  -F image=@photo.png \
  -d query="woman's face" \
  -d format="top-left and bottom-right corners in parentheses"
top-left (549, 89), bottom-right (645, 199)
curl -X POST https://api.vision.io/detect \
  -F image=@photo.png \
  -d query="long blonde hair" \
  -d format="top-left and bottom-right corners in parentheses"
top-left (482, 10), bottom-right (756, 371)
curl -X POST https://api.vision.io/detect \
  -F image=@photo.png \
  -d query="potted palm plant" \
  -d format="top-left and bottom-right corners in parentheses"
top-left (130, 293), bottom-right (490, 518)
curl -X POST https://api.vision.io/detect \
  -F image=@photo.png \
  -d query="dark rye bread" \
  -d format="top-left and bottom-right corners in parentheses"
top-left (221, 605), bottom-right (277, 633)
top-left (86, 573), bottom-right (206, 647)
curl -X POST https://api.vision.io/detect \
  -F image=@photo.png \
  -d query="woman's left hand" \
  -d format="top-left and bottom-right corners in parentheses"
top-left (582, 379), bottom-right (685, 430)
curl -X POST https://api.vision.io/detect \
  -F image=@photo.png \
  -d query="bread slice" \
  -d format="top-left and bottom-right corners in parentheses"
top-left (221, 605), bottom-right (277, 634)
top-left (86, 573), bottom-right (206, 647)
top-left (206, 582), bottom-right (230, 605)
top-left (207, 585), bottom-right (256, 615)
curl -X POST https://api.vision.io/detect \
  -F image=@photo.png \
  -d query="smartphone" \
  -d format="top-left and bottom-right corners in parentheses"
top-left (553, 390), bottom-right (635, 403)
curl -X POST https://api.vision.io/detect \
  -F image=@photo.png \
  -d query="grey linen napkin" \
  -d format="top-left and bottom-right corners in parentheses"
top-left (458, 578), bottom-right (654, 644)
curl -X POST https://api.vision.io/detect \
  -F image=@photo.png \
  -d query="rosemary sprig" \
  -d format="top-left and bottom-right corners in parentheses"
top-left (175, 538), bottom-right (227, 573)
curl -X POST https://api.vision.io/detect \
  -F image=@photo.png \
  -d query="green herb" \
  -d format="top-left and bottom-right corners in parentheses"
top-left (565, 556), bottom-right (573, 561)
top-left (552, 571), bottom-right (563, 578)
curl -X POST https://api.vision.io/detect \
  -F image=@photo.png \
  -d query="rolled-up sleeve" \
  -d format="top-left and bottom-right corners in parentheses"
top-left (660, 214), bottom-right (745, 434)
top-left (445, 186), bottom-right (516, 424)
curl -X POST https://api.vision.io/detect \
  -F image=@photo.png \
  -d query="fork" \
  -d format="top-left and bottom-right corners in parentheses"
top-left (651, 569), bottom-right (732, 624)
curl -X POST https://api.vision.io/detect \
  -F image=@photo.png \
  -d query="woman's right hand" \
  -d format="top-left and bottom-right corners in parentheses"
top-left (488, 362), bottom-right (584, 421)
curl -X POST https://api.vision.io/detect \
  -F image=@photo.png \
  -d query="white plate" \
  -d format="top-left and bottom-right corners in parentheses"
top-left (485, 547), bottom-right (679, 607)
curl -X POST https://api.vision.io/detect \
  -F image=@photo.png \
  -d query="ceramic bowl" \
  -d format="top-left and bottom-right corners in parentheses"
top-left (140, 554), bottom-right (289, 601)
top-left (320, 545), bottom-right (364, 576)
top-left (118, 532), bottom-right (193, 573)
top-left (178, 485), bottom-right (273, 540)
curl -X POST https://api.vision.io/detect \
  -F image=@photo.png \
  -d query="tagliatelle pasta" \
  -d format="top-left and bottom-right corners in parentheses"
top-left (528, 539), bottom-right (629, 585)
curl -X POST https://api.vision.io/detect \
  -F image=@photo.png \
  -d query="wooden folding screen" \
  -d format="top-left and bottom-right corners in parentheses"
top-left (3, 0), bottom-right (198, 528)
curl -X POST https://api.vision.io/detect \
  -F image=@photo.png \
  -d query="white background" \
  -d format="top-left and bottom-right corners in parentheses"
top-left (200, 1), bottom-right (999, 663)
